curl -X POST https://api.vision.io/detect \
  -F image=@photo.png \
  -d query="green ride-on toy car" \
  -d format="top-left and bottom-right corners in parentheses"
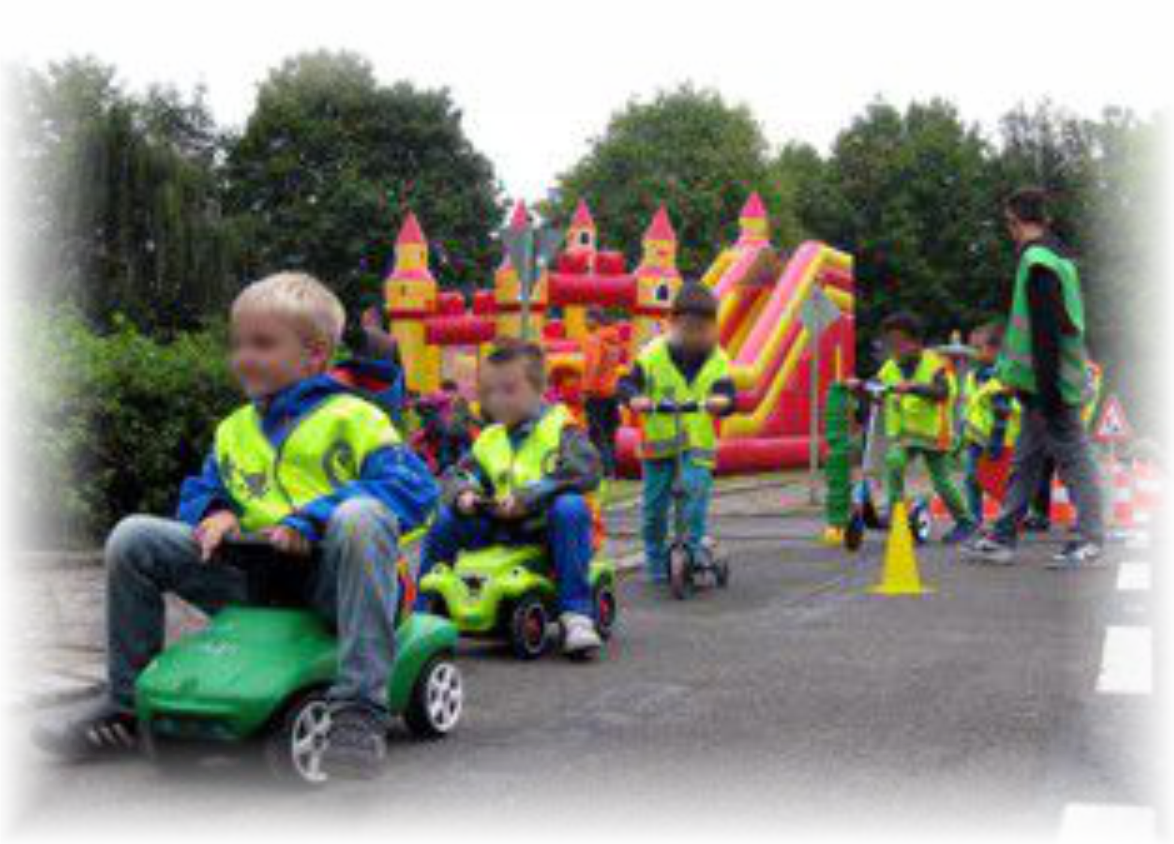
top-left (134, 535), bottom-right (464, 786)
top-left (418, 528), bottom-right (618, 660)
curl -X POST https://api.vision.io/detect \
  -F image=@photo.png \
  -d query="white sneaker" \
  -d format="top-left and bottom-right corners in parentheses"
top-left (560, 612), bottom-right (602, 659)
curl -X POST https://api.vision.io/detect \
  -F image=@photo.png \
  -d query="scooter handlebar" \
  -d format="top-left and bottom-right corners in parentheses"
top-left (635, 399), bottom-right (703, 415)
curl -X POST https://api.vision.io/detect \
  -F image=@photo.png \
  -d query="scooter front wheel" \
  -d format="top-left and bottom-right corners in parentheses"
top-left (668, 546), bottom-right (694, 600)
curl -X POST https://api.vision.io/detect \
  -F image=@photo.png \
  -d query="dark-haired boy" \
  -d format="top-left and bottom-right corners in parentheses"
top-left (619, 283), bottom-right (736, 583)
top-left (849, 312), bottom-right (977, 544)
top-left (416, 339), bottom-right (604, 658)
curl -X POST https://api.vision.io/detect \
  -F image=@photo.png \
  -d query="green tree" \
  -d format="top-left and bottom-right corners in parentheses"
top-left (224, 51), bottom-right (503, 309)
top-left (16, 58), bottom-right (236, 333)
top-left (781, 99), bottom-right (1005, 365)
top-left (544, 86), bottom-right (801, 278)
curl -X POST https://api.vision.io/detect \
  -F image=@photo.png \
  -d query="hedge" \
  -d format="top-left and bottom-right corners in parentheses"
top-left (20, 308), bottom-right (240, 547)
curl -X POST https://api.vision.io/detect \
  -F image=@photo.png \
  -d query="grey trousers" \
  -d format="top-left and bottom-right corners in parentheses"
top-left (991, 405), bottom-right (1105, 545)
top-left (105, 498), bottom-right (402, 716)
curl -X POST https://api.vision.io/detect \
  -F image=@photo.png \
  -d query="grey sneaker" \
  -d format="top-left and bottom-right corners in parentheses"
top-left (31, 694), bottom-right (138, 761)
top-left (962, 535), bottom-right (1016, 565)
top-left (561, 612), bottom-right (602, 660)
top-left (321, 705), bottom-right (388, 780)
top-left (1047, 540), bottom-right (1105, 570)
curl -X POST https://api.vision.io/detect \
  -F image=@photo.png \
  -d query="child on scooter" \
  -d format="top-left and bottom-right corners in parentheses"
top-left (417, 338), bottom-right (605, 659)
top-left (960, 322), bottom-right (1020, 525)
top-left (34, 273), bottom-right (438, 779)
top-left (619, 283), bottom-right (736, 583)
top-left (847, 312), bottom-right (977, 544)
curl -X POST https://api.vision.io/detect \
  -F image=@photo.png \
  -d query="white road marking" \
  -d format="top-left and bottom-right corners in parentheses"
top-left (1060, 803), bottom-right (1157, 841)
top-left (1116, 561), bottom-right (1151, 593)
top-left (1097, 626), bottom-right (1153, 696)
top-left (1122, 530), bottom-right (1150, 551)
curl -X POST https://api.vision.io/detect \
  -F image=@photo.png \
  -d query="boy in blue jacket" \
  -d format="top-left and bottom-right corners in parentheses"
top-left (34, 273), bottom-right (438, 779)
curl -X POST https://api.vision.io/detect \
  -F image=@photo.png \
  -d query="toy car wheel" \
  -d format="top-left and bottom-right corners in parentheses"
top-left (714, 556), bottom-right (730, 588)
top-left (265, 691), bottom-right (331, 786)
top-left (405, 655), bottom-right (463, 738)
top-left (909, 500), bottom-right (932, 546)
top-left (668, 546), bottom-right (694, 601)
top-left (509, 594), bottom-right (550, 660)
top-left (140, 725), bottom-right (202, 771)
top-left (593, 583), bottom-right (618, 640)
top-left (844, 512), bottom-right (866, 552)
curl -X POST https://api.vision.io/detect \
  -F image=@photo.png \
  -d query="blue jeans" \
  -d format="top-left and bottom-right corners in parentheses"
top-left (417, 494), bottom-right (594, 616)
top-left (105, 498), bottom-right (402, 716)
top-left (641, 455), bottom-right (713, 580)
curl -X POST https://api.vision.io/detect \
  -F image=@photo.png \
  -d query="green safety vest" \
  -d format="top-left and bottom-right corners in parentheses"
top-left (472, 404), bottom-right (571, 494)
top-left (998, 243), bottom-right (1089, 406)
top-left (637, 337), bottom-right (731, 467)
top-left (878, 350), bottom-right (956, 451)
top-left (963, 370), bottom-right (1021, 449)
top-left (215, 393), bottom-right (401, 532)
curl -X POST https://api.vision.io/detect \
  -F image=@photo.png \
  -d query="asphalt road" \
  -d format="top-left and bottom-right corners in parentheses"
top-left (8, 509), bottom-right (1159, 840)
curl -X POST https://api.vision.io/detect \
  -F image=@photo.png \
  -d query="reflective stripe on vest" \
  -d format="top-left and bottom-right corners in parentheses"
top-left (472, 404), bottom-right (571, 494)
top-left (878, 350), bottom-right (956, 451)
top-left (998, 243), bottom-right (1089, 406)
top-left (215, 394), bottom-right (401, 532)
top-left (636, 337), bottom-right (731, 467)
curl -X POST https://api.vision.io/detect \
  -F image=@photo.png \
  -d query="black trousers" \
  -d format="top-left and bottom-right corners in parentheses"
top-left (585, 396), bottom-right (620, 477)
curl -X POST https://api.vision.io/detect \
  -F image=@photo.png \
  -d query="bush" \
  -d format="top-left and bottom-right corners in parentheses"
top-left (19, 308), bottom-right (240, 547)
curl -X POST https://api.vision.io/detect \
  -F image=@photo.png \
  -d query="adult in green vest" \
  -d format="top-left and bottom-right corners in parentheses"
top-left (850, 312), bottom-right (978, 544)
top-left (965, 188), bottom-right (1105, 567)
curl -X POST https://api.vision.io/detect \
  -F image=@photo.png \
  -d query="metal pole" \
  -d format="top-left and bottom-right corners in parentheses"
top-left (809, 325), bottom-right (821, 505)
top-left (519, 230), bottom-right (533, 341)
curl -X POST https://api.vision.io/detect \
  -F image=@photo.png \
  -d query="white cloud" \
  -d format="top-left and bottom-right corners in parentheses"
top-left (3, 0), bottom-right (1170, 200)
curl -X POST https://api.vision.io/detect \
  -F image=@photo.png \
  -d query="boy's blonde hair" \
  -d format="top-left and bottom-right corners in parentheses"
top-left (231, 272), bottom-right (346, 351)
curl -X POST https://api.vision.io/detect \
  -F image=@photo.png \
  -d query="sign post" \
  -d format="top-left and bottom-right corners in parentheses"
top-left (503, 221), bottom-right (562, 341)
top-left (799, 285), bottom-right (842, 505)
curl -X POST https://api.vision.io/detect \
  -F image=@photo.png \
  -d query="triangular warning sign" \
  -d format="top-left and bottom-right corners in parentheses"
top-left (1094, 394), bottom-right (1132, 444)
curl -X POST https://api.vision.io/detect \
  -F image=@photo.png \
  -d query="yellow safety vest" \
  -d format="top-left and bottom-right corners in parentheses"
top-left (637, 337), bottom-right (731, 467)
top-left (878, 350), bottom-right (956, 451)
top-left (472, 404), bottom-right (571, 494)
top-left (963, 370), bottom-right (1021, 449)
top-left (215, 393), bottom-right (400, 532)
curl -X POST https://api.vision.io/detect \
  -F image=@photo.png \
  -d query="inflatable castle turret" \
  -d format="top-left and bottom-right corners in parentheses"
top-left (738, 191), bottom-right (770, 244)
top-left (633, 205), bottom-right (682, 351)
top-left (385, 212), bottom-right (440, 393)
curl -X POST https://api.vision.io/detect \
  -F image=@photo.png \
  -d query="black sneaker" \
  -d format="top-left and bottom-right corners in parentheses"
top-left (961, 535), bottom-right (1016, 565)
top-left (1022, 514), bottom-right (1051, 533)
top-left (32, 694), bottom-right (138, 761)
top-left (321, 705), bottom-right (388, 780)
top-left (1047, 540), bottom-right (1105, 570)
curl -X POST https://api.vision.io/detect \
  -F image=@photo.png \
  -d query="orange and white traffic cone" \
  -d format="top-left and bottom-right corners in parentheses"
top-left (1131, 459), bottom-right (1162, 530)
top-left (1050, 478), bottom-right (1076, 526)
top-left (1110, 460), bottom-right (1136, 532)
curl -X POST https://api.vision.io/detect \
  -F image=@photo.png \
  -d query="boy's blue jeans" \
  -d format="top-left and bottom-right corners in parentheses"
top-left (416, 494), bottom-right (594, 616)
top-left (641, 455), bottom-right (713, 580)
top-left (105, 498), bottom-right (402, 719)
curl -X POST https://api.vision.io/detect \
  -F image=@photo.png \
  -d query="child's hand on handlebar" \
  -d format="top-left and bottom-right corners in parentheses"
top-left (493, 493), bottom-right (527, 521)
top-left (456, 489), bottom-right (482, 516)
top-left (629, 396), bottom-right (653, 413)
top-left (195, 510), bottom-right (240, 561)
top-left (705, 395), bottom-right (732, 415)
top-left (266, 525), bottom-right (312, 558)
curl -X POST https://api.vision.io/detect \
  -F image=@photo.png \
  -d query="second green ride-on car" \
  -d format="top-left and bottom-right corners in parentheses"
top-left (135, 535), bottom-right (464, 786)
top-left (417, 500), bottom-right (618, 659)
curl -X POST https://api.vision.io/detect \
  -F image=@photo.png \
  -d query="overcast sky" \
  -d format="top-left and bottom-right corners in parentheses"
top-left (3, 0), bottom-right (1169, 203)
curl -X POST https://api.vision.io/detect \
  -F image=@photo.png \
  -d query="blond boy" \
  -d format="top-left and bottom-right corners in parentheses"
top-left (34, 273), bottom-right (438, 779)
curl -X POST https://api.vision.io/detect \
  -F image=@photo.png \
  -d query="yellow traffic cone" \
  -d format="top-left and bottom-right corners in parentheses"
top-left (869, 501), bottom-right (933, 596)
